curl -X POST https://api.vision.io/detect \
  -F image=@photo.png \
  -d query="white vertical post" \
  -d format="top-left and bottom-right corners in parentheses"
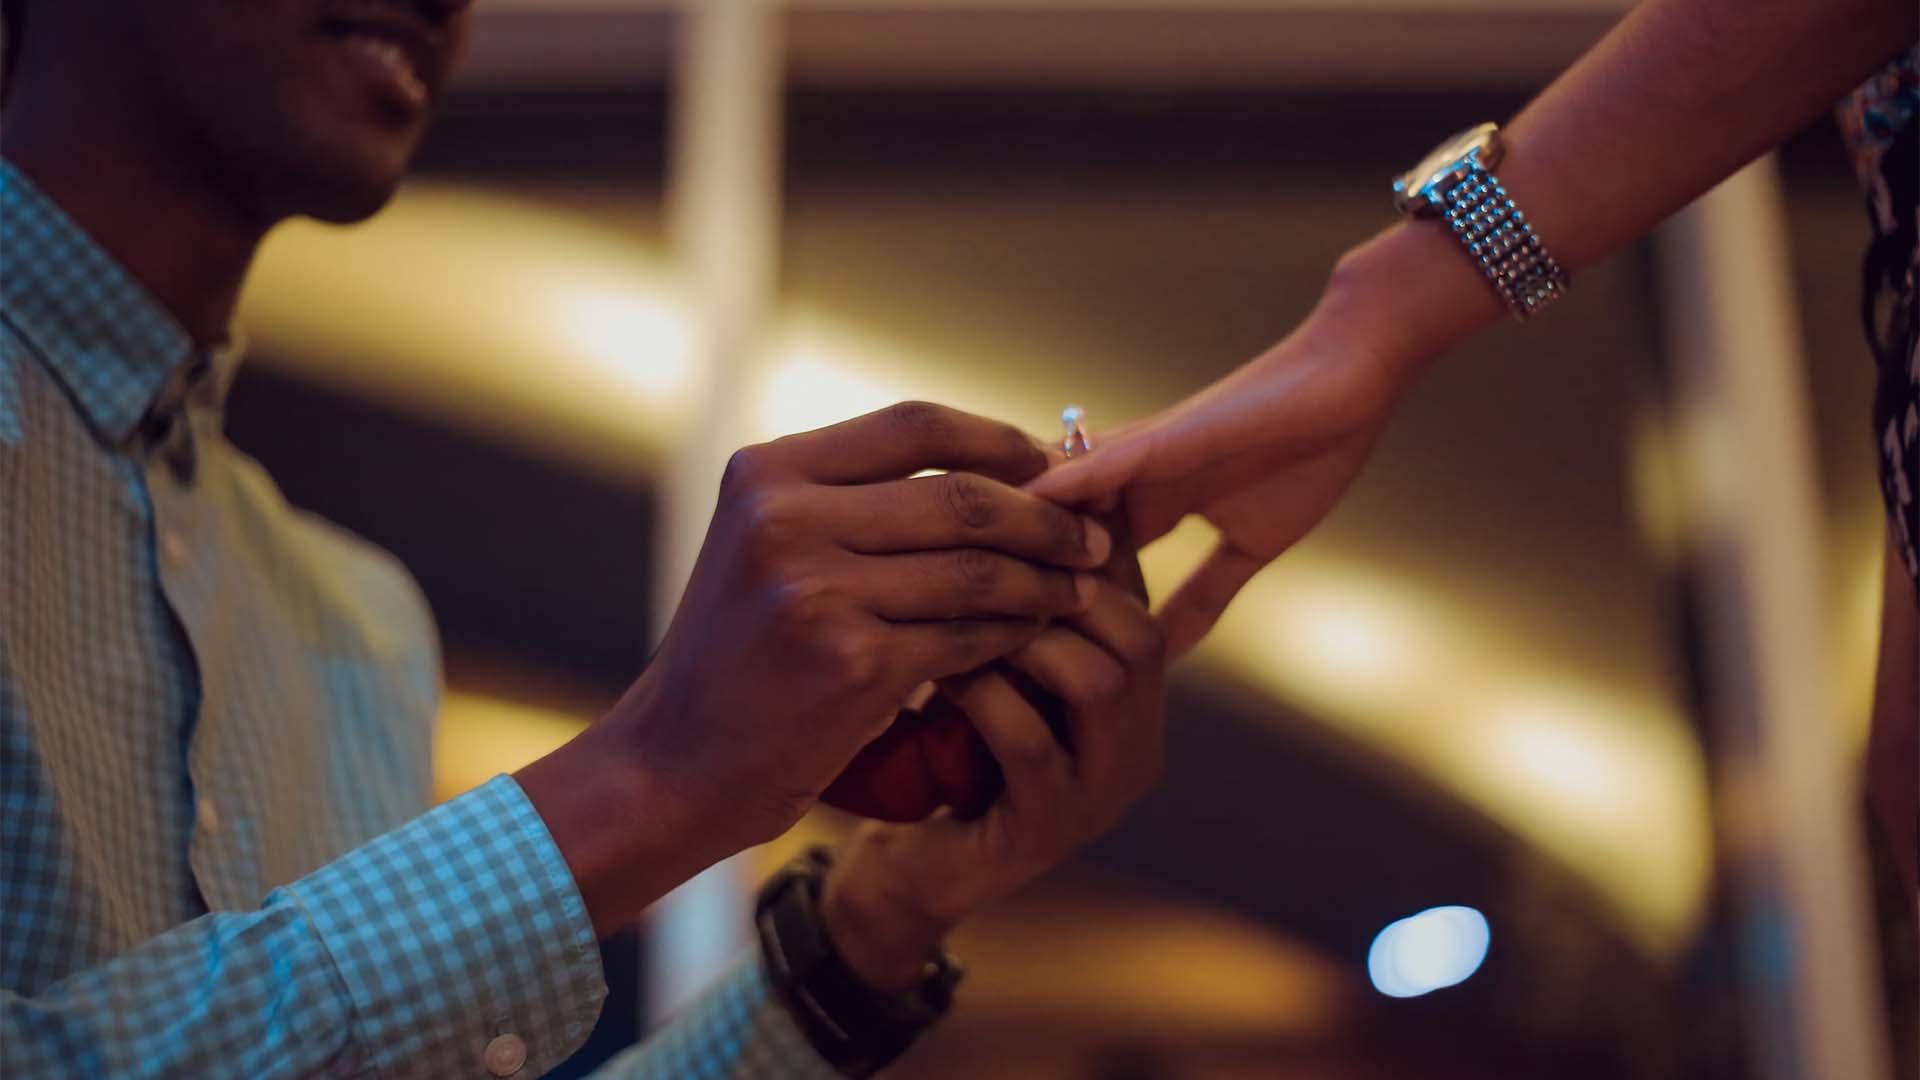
top-left (647, 0), bottom-right (784, 1024)
top-left (1653, 157), bottom-right (1891, 1080)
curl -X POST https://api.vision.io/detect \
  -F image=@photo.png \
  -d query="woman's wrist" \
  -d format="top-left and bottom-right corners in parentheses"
top-left (1317, 219), bottom-right (1507, 389)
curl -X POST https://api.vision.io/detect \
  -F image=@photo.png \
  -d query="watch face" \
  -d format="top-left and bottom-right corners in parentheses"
top-left (1394, 122), bottom-right (1501, 214)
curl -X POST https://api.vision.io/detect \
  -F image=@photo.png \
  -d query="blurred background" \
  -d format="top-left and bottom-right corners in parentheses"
top-left (220, 2), bottom-right (1907, 1077)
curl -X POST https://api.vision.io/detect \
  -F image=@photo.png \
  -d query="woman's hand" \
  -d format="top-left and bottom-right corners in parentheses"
top-left (1028, 268), bottom-right (1418, 657)
top-left (818, 574), bottom-right (1167, 992)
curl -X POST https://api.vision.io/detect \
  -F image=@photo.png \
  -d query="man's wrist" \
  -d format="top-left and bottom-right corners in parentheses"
top-left (515, 696), bottom-right (728, 938)
top-left (819, 829), bottom-right (953, 994)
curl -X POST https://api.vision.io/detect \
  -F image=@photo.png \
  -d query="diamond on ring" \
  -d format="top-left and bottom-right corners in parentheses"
top-left (1061, 405), bottom-right (1092, 458)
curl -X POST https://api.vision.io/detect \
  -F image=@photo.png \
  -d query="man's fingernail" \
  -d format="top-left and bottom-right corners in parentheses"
top-left (1076, 573), bottom-right (1100, 609)
top-left (1083, 520), bottom-right (1112, 564)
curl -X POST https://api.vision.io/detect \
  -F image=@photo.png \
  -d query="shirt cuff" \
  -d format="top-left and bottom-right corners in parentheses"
top-left (594, 953), bottom-right (847, 1080)
top-left (285, 774), bottom-right (606, 1078)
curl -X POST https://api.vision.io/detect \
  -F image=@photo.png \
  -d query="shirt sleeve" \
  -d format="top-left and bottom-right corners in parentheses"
top-left (588, 954), bottom-right (848, 1080)
top-left (1, 775), bottom-right (606, 1080)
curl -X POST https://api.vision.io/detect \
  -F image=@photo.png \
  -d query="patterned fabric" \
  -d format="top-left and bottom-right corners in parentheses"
top-left (0, 157), bottom-right (841, 1079)
top-left (1838, 44), bottom-right (1920, 592)
top-left (600, 953), bottom-right (844, 1080)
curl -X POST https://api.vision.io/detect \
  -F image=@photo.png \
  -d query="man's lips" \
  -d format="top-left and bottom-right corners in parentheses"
top-left (318, 6), bottom-right (448, 112)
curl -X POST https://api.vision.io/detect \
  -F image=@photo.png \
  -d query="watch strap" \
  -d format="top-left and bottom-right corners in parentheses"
top-left (1432, 152), bottom-right (1570, 320)
top-left (755, 846), bottom-right (962, 1077)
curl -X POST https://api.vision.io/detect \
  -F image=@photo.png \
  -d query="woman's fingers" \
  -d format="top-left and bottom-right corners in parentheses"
top-left (1023, 421), bottom-right (1153, 508)
top-left (1156, 540), bottom-right (1265, 659)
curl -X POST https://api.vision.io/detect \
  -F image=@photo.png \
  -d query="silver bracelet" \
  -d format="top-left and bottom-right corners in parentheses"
top-left (1435, 158), bottom-right (1570, 320)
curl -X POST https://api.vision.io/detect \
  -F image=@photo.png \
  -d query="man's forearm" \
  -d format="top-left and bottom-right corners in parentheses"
top-left (1326, 0), bottom-right (1916, 378)
top-left (0, 778), bottom-right (606, 1079)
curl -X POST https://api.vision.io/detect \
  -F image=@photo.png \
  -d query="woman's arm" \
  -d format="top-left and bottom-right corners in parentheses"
top-left (1352, 0), bottom-right (1919, 370)
top-left (1033, 0), bottom-right (1918, 653)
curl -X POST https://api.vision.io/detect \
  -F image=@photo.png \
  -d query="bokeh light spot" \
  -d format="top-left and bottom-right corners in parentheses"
top-left (1367, 905), bottom-right (1491, 998)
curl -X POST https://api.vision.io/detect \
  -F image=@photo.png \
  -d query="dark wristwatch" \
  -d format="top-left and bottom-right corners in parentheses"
top-left (1392, 121), bottom-right (1571, 320)
top-left (754, 846), bottom-right (963, 1077)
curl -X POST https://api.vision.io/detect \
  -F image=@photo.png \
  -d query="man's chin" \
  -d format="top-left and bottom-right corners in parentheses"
top-left (299, 179), bottom-right (403, 224)
top-left (272, 133), bottom-right (416, 224)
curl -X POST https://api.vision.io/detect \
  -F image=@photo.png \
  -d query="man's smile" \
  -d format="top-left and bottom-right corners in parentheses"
top-left (317, 3), bottom-right (447, 119)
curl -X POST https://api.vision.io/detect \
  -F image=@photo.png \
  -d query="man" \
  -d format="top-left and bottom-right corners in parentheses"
top-left (0, 1), bottom-right (1168, 1076)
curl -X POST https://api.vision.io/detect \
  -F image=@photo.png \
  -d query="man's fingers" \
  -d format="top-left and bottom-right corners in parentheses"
top-left (949, 670), bottom-right (1072, 803)
top-left (858, 550), bottom-right (1096, 622)
top-left (1003, 627), bottom-right (1127, 779)
top-left (777, 402), bottom-right (1051, 486)
top-left (827, 472), bottom-right (1112, 569)
top-left (1157, 541), bottom-right (1264, 658)
top-left (888, 618), bottom-right (1050, 688)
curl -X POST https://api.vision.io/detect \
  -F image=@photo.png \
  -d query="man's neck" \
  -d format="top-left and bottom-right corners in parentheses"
top-left (2, 88), bottom-right (271, 349)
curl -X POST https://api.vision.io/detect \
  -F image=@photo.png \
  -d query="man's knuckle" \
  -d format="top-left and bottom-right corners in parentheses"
top-left (1002, 427), bottom-right (1048, 475)
top-left (942, 473), bottom-right (998, 531)
top-left (721, 443), bottom-right (775, 494)
top-left (884, 400), bottom-right (952, 444)
top-left (770, 574), bottom-right (837, 625)
top-left (954, 548), bottom-right (1001, 594)
top-left (818, 626), bottom-right (882, 688)
top-left (1049, 508), bottom-right (1088, 559)
top-left (742, 492), bottom-right (805, 565)
top-left (1074, 658), bottom-right (1127, 704)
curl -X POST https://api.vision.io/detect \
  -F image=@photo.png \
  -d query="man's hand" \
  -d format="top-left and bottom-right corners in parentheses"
top-left (518, 402), bottom-right (1117, 935)
top-left (817, 568), bottom-right (1167, 992)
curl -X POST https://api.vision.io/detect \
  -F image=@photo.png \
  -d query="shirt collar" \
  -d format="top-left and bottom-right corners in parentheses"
top-left (0, 158), bottom-right (222, 446)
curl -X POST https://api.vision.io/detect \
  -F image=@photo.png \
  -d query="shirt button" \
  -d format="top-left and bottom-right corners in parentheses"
top-left (195, 797), bottom-right (220, 834)
top-left (483, 1034), bottom-right (527, 1077)
top-left (159, 529), bottom-right (188, 567)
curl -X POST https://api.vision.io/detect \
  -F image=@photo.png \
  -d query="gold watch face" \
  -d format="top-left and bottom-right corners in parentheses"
top-left (1393, 122), bottom-right (1502, 215)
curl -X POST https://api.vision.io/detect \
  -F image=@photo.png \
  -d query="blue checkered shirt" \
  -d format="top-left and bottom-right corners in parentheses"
top-left (0, 159), bottom-right (843, 1080)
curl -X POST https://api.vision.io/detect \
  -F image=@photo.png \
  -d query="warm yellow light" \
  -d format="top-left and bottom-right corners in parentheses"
top-left (1256, 572), bottom-right (1446, 721)
top-left (433, 690), bottom-right (587, 803)
top-left (241, 184), bottom-right (694, 481)
top-left (1831, 535), bottom-right (1890, 752)
top-left (753, 307), bottom-right (1042, 443)
top-left (756, 348), bottom-right (909, 440)
top-left (1181, 547), bottom-right (1711, 955)
top-left (1461, 683), bottom-right (1709, 925)
top-left (1476, 695), bottom-right (1632, 820)
top-left (544, 277), bottom-right (696, 409)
